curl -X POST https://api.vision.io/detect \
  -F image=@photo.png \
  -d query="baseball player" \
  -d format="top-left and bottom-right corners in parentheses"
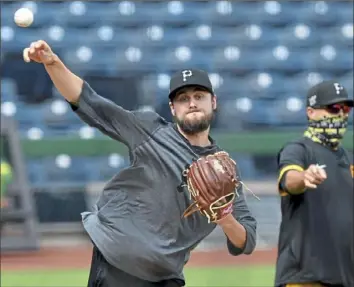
top-left (275, 80), bottom-right (354, 287)
top-left (23, 40), bottom-right (257, 287)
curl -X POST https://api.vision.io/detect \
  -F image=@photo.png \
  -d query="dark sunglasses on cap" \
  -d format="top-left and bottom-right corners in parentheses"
top-left (324, 104), bottom-right (352, 114)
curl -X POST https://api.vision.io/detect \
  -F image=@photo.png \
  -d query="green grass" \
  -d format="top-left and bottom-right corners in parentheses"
top-left (1, 266), bottom-right (275, 287)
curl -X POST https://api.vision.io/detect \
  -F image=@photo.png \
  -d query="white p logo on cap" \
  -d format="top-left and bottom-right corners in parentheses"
top-left (181, 70), bottom-right (192, 82)
top-left (334, 83), bottom-right (343, 95)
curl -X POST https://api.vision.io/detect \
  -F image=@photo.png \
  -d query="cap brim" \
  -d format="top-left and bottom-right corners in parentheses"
top-left (325, 97), bottom-right (354, 107)
top-left (168, 84), bottom-right (214, 100)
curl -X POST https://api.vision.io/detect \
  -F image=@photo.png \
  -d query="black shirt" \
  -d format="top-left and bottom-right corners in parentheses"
top-left (275, 137), bottom-right (354, 287)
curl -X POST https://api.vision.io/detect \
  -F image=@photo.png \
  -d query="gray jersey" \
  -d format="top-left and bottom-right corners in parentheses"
top-left (71, 82), bottom-right (257, 283)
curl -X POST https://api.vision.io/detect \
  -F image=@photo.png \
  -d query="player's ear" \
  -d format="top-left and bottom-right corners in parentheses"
top-left (307, 107), bottom-right (314, 119)
top-left (169, 101), bottom-right (176, 116)
top-left (212, 94), bottom-right (217, 110)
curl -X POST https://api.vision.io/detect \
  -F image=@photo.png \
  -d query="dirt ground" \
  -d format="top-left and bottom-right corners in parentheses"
top-left (1, 244), bottom-right (277, 271)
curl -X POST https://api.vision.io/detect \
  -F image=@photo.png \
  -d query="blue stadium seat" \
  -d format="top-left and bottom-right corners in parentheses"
top-left (276, 24), bottom-right (321, 49)
top-left (218, 98), bottom-right (274, 127)
top-left (271, 96), bottom-right (307, 126)
top-left (287, 72), bottom-right (332, 96)
top-left (211, 74), bottom-right (240, 97)
top-left (114, 26), bottom-right (181, 49)
top-left (143, 1), bottom-right (202, 27)
top-left (244, 1), bottom-right (300, 26)
top-left (321, 24), bottom-right (353, 48)
top-left (63, 47), bottom-right (117, 74)
top-left (26, 160), bottom-right (46, 184)
top-left (43, 26), bottom-right (89, 50)
top-left (114, 47), bottom-right (160, 73)
top-left (38, 99), bottom-right (82, 131)
top-left (1, 26), bottom-right (41, 52)
top-left (158, 47), bottom-right (211, 71)
top-left (340, 72), bottom-right (354, 95)
top-left (13, 102), bottom-right (43, 130)
top-left (210, 47), bottom-right (260, 72)
top-left (103, 2), bottom-right (156, 27)
top-left (296, 1), bottom-right (343, 26)
top-left (42, 155), bottom-right (90, 183)
top-left (199, 1), bottom-right (252, 26)
top-left (257, 46), bottom-right (313, 72)
top-left (312, 47), bottom-right (353, 73)
top-left (88, 155), bottom-right (128, 181)
top-left (335, 2), bottom-right (354, 24)
top-left (235, 73), bottom-right (287, 98)
top-left (1, 78), bottom-right (19, 100)
top-left (58, 2), bottom-right (105, 28)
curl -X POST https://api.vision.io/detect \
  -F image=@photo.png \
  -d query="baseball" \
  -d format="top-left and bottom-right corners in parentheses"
top-left (14, 8), bottom-right (34, 27)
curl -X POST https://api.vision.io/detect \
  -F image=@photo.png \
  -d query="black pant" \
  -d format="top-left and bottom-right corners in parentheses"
top-left (87, 245), bottom-right (184, 287)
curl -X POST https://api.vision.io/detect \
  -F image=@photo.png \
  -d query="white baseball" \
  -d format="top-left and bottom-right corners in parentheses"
top-left (14, 8), bottom-right (34, 28)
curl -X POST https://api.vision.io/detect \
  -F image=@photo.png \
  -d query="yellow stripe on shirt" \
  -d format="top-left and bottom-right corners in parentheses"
top-left (278, 165), bottom-right (304, 197)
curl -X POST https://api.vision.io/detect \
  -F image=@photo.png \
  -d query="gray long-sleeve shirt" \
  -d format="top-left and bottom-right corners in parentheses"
top-left (72, 81), bottom-right (257, 283)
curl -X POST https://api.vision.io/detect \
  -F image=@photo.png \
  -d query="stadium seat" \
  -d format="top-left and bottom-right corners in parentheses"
top-left (58, 2), bottom-right (105, 28)
top-left (271, 96), bottom-right (307, 126)
top-left (26, 160), bottom-right (46, 184)
top-left (104, 1), bottom-right (157, 27)
top-left (1, 78), bottom-right (19, 100)
top-left (62, 46), bottom-right (118, 74)
top-left (39, 99), bottom-right (82, 131)
top-left (199, 1), bottom-right (253, 26)
top-left (313, 47), bottom-right (353, 73)
top-left (1, 26), bottom-right (41, 52)
top-left (296, 1), bottom-right (343, 27)
top-left (158, 47), bottom-right (211, 71)
top-left (244, 1), bottom-right (300, 26)
top-left (321, 24), bottom-right (353, 48)
top-left (210, 47), bottom-right (260, 72)
top-left (42, 155), bottom-right (90, 183)
top-left (257, 46), bottom-right (314, 72)
top-left (88, 155), bottom-right (128, 181)
top-left (340, 72), bottom-right (354, 95)
top-left (288, 72), bottom-right (332, 96)
top-left (115, 26), bottom-right (181, 49)
top-left (235, 72), bottom-right (287, 98)
top-left (218, 98), bottom-right (274, 128)
top-left (143, 1), bottom-right (202, 27)
top-left (276, 24), bottom-right (321, 49)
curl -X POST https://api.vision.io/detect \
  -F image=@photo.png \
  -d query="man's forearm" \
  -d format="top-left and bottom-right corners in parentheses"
top-left (217, 214), bottom-right (247, 249)
top-left (44, 54), bottom-right (84, 103)
top-left (284, 170), bottom-right (306, 194)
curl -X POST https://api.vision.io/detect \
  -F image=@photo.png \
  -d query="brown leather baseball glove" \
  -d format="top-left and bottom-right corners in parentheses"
top-left (182, 151), bottom-right (240, 223)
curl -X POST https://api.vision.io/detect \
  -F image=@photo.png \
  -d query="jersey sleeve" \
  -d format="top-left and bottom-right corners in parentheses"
top-left (277, 142), bottom-right (307, 195)
top-left (227, 165), bottom-right (257, 256)
top-left (69, 81), bottom-right (165, 150)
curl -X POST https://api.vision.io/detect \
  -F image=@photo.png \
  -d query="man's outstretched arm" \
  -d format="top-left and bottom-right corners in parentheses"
top-left (23, 40), bottom-right (163, 148)
top-left (24, 40), bottom-right (83, 103)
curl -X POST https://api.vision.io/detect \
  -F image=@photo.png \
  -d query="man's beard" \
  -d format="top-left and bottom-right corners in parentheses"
top-left (175, 111), bottom-right (214, 135)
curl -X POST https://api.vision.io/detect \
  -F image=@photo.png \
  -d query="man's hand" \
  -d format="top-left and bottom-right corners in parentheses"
top-left (23, 40), bottom-right (56, 65)
top-left (302, 164), bottom-right (327, 189)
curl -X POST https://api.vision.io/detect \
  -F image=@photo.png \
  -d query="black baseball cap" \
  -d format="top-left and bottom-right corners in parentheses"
top-left (306, 80), bottom-right (354, 108)
top-left (168, 69), bottom-right (214, 101)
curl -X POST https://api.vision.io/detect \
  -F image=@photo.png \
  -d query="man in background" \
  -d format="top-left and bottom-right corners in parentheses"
top-left (275, 80), bottom-right (354, 287)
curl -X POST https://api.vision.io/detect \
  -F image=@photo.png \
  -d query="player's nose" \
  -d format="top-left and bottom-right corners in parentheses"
top-left (188, 99), bottom-right (197, 108)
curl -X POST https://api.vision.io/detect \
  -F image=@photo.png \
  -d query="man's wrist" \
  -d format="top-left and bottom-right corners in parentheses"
top-left (216, 213), bottom-right (236, 227)
top-left (44, 53), bottom-right (59, 67)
